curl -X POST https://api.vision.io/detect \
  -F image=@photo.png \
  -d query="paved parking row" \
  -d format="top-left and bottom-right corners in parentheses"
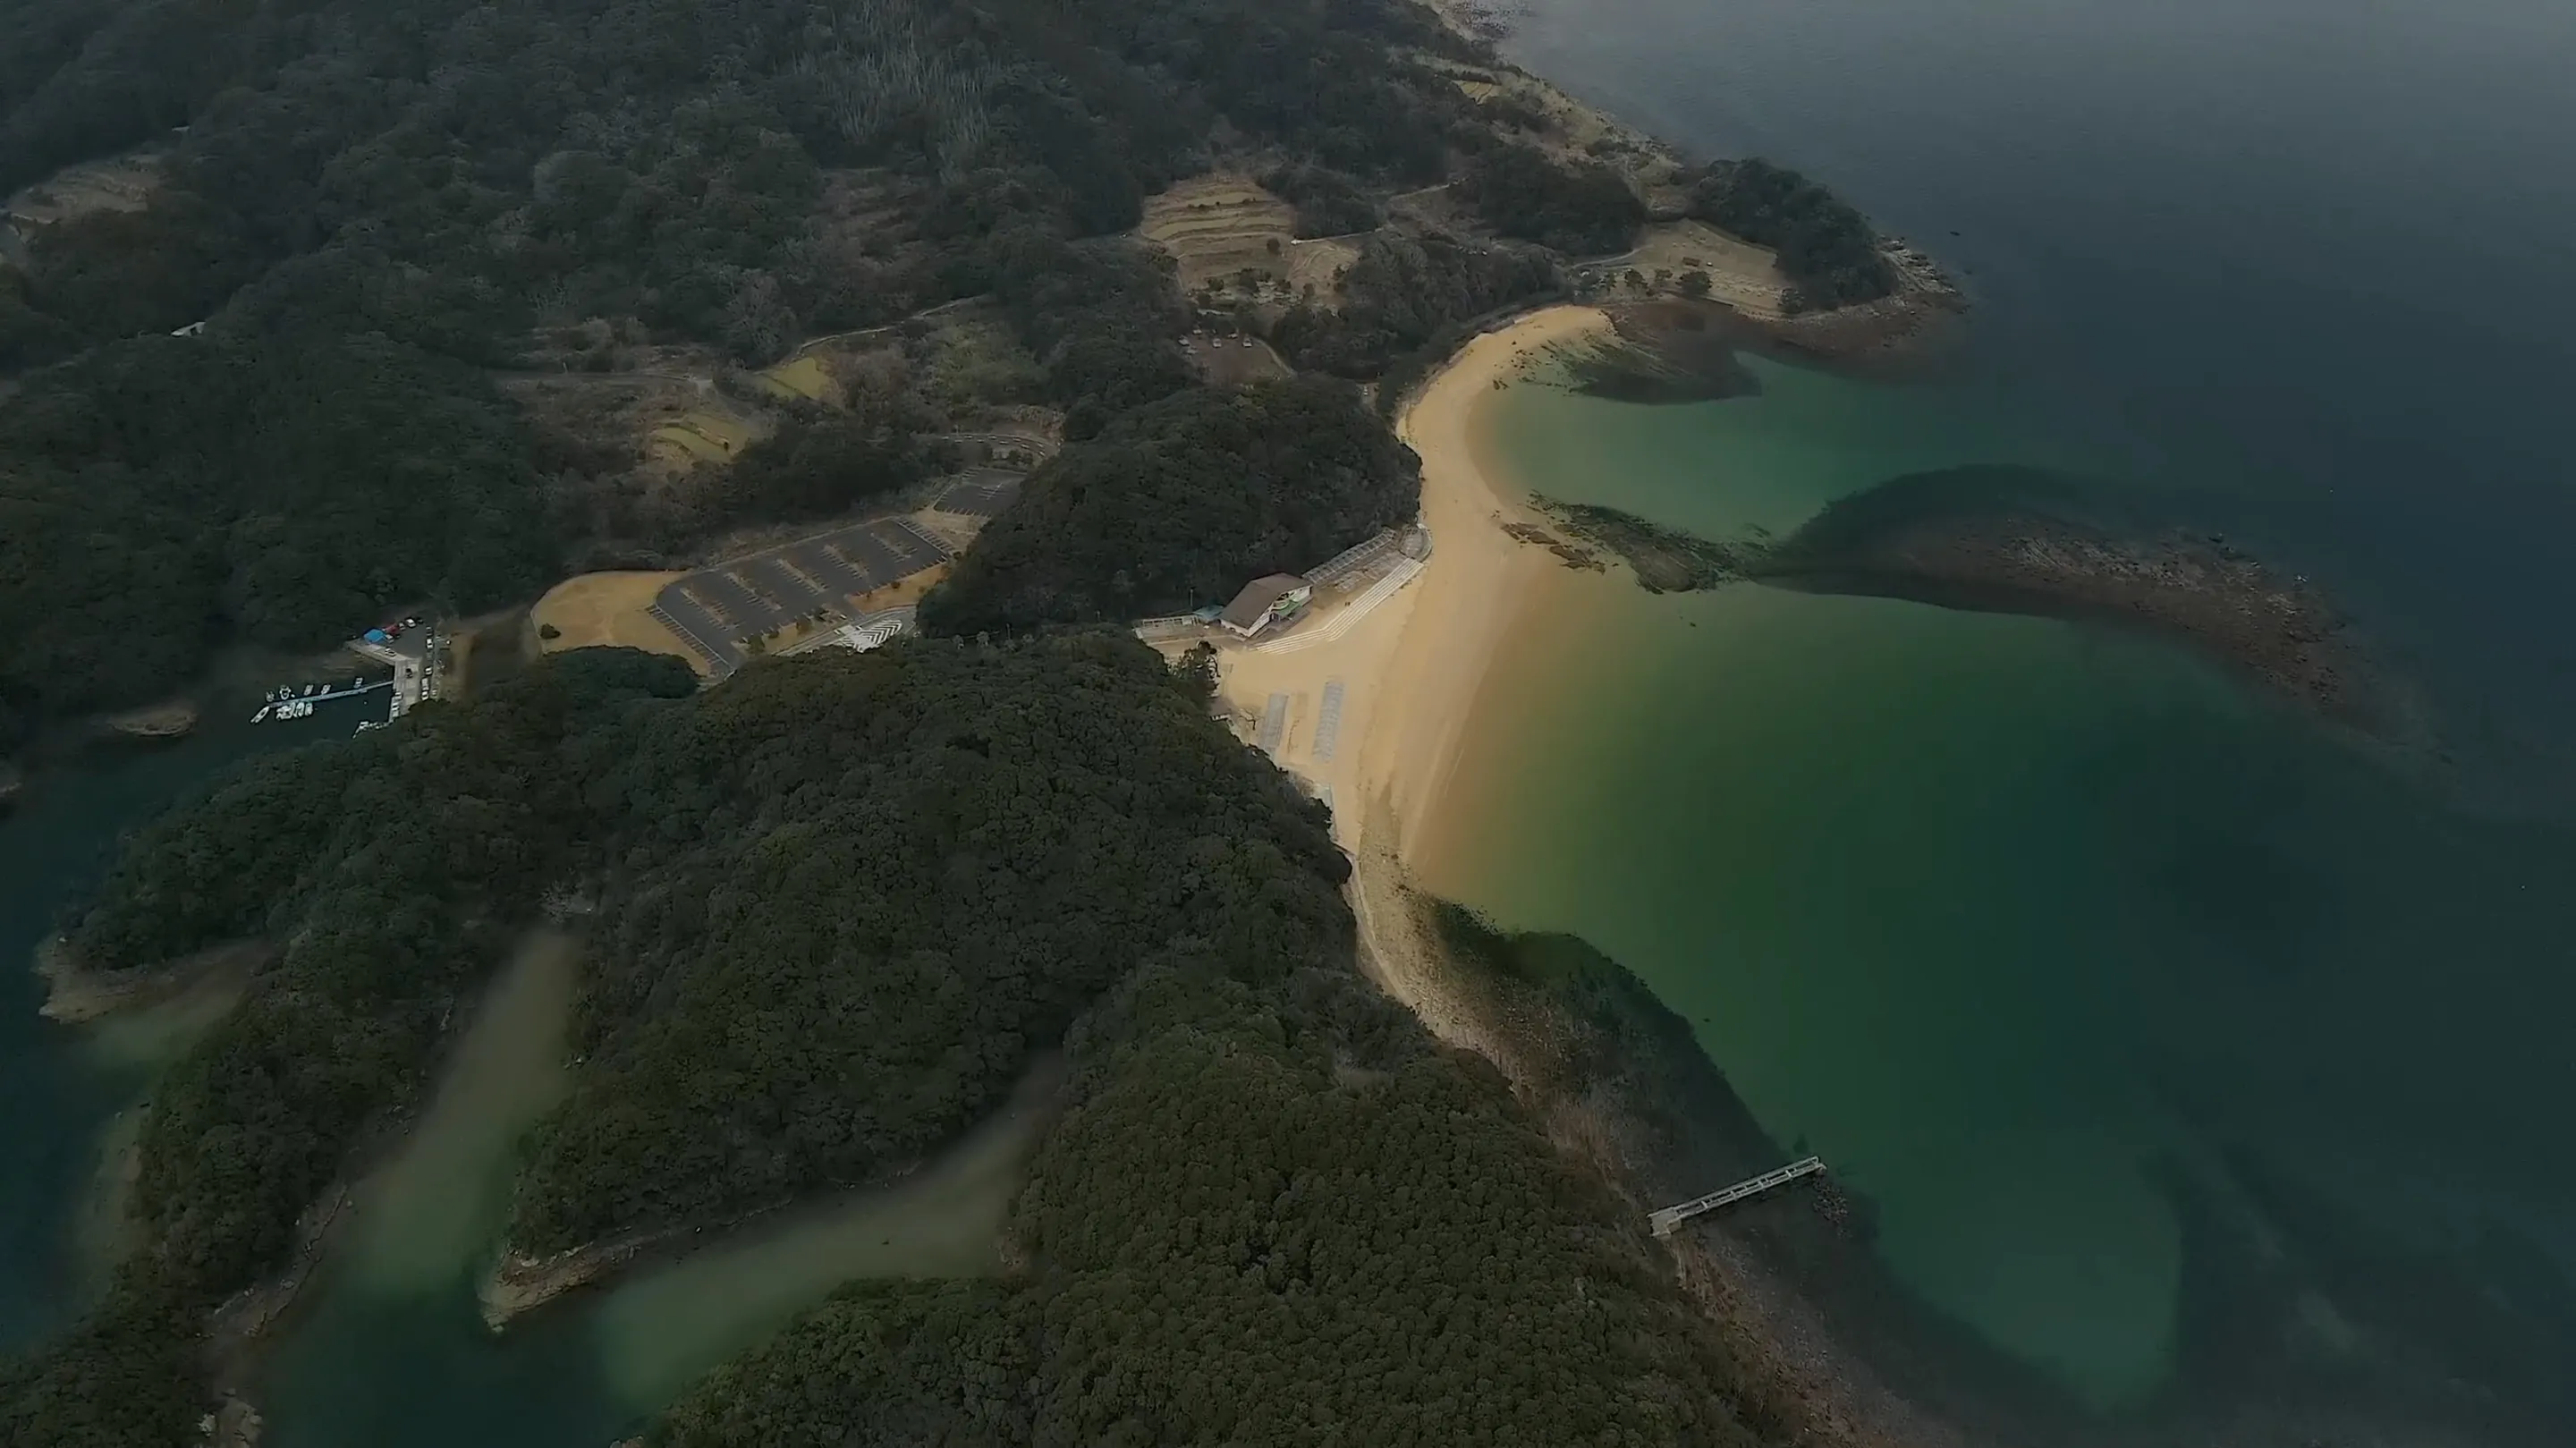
top-left (652, 516), bottom-right (953, 676)
top-left (932, 469), bottom-right (1024, 519)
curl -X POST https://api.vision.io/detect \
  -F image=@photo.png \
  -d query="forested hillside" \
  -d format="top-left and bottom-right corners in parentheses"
top-left (921, 377), bottom-right (1420, 634)
top-left (4, 639), bottom-right (1818, 1448)
top-left (1685, 158), bottom-right (1895, 311)
top-left (0, 0), bottom-right (1479, 747)
top-left (510, 638), bottom-right (1347, 1249)
top-left (0, 330), bottom-right (556, 745)
top-left (7, 648), bottom-right (696, 1448)
top-left (1, 638), bottom-right (1344, 1445)
top-left (0, 0), bottom-right (1916, 749)
top-left (652, 950), bottom-right (1787, 1448)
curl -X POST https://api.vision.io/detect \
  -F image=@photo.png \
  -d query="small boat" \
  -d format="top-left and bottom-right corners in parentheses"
top-left (250, 705), bottom-right (272, 724)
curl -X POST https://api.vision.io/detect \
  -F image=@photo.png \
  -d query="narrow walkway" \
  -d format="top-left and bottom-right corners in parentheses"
top-left (1649, 1156), bottom-right (1827, 1236)
top-left (1257, 556), bottom-right (1424, 655)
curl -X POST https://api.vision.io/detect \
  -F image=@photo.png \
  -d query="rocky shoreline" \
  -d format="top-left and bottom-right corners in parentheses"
top-left (1530, 495), bottom-right (1759, 591)
top-left (101, 698), bottom-right (200, 741)
top-left (1750, 468), bottom-right (2430, 750)
top-left (478, 1224), bottom-right (690, 1329)
top-left (33, 936), bottom-right (271, 1024)
top-left (1347, 840), bottom-right (2013, 1448)
top-left (1513, 461), bottom-right (2428, 752)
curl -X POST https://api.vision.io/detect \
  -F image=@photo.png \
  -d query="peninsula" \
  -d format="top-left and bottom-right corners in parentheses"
top-left (0, 0), bottom-right (1959, 1442)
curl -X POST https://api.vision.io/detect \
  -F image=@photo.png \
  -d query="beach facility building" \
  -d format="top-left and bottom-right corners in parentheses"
top-left (1220, 574), bottom-right (1312, 639)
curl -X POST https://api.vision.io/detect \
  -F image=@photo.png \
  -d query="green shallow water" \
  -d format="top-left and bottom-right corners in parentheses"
top-left (255, 934), bottom-right (1046, 1448)
top-left (1436, 360), bottom-right (2576, 1410)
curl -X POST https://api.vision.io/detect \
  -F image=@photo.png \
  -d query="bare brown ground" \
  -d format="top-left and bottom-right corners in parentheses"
top-left (1139, 174), bottom-right (1298, 295)
top-left (846, 562), bottom-right (948, 614)
top-left (1182, 333), bottom-right (1294, 385)
top-left (1584, 219), bottom-right (1791, 317)
top-left (5, 152), bottom-right (160, 226)
top-left (527, 572), bottom-right (704, 674)
top-left (1284, 233), bottom-right (1363, 300)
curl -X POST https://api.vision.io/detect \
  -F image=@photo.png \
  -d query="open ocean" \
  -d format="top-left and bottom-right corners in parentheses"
top-left (1430, 0), bottom-right (2576, 1432)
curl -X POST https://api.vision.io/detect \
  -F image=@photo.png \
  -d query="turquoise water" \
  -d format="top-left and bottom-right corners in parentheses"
top-left (1442, 358), bottom-right (2576, 1414)
top-left (1441, 0), bottom-right (2576, 1427)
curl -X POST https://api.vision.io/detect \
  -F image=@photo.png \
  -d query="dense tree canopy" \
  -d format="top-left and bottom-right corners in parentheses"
top-left (0, 330), bottom-right (557, 749)
top-left (1685, 158), bottom-right (1894, 311)
top-left (0, 0), bottom-right (1492, 744)
top-left (650, 942), bottom-right (1785, 1448)
top-left (1260, 163), bottom-right (1383, 239)
top-left (919, 377), bottom-right (1420, 634)
top-left (1458, 140), bottom-right (1645, 256)
top-left (512, 637), bottom-right (1347, 1249)
top-left (708, 394), bottom-right (955, 530)
top-left (1274, 229), bottom-right (1563, 385)
top-left (4, 648), bottom-right (695, 1448)
top-left (1, 639), bottom-right (1354, 1446)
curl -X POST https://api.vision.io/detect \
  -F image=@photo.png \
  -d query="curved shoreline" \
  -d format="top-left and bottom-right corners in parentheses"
top-left (1337, 309), bottom-right (1971, 1448)
top-left (1364, 305), bottom-right (1611, 860)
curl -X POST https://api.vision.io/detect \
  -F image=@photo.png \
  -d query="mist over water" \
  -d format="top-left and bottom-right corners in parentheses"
top-left (1438, 0), bottom-right (2576, 1428)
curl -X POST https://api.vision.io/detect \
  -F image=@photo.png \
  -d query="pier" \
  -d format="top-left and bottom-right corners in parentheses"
top-left (1648, 1156), bottom-right (1827, 1236)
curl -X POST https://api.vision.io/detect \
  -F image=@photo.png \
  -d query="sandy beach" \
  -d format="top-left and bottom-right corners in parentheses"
top-left (1209, 307), bottom-right (1607, 854)
top-left (1199, 306), bottom-right (1614, 1034)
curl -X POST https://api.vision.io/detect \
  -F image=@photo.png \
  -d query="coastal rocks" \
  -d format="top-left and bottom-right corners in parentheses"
top-left (1532, 497), bottom-right (1759, 592)
top-left (211, 1182), bottom-right (355, 1350)
top-left (1357, 876), bottom-right (1969, 1448)
top-left (1499, 519), bottom-right (1606, 572)
top-left (1542, 461), bottom-right (2428, 752)
top-left (103, 697), bottom-right (199, 740)
top-left (1750, 466), bottom-right (2428, 749)
top-left (33, 936), bottom-right (269, 1023)
top-left (479, 1227), bottom-right (682, 1328)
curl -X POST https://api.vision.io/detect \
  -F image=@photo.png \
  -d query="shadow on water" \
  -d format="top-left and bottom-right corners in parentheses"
top-left (256, 929), bottom-right (1054, 1447)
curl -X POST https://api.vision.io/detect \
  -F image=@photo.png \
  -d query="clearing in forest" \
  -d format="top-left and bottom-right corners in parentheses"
top-left (1138, 175), bottom-right (1298, 296)
top-left (1580, 220), bottom-right (1789, 318)
top-left (753, 354), bottom-right (838, 405)
top-left (4, 152), bottom-right (160, 228)
top-left (649, 409), bottom-right (758, 467)
top-left (528, 572), bottom-right (703, 673)
top-left (1182, 333), bottom-right (1294, 385)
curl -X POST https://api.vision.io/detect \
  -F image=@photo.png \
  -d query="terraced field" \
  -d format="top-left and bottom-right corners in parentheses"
top-left (753, 354), bottom-right (838, 403)
top-left (1139, 174), bottom-right (1298, 294)
top-left (649, 408), bottom-right (758, 466)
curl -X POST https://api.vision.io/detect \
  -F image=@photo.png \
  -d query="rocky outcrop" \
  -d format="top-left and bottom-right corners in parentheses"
top-left (1750, 466), bottom-right (2428, 749)
top-left (478, 1226), bottom-right (685, 1328)
top-left (103, 699), bottom-right (199, 739)
top-left (34, 937), bottom-right (269, 1023)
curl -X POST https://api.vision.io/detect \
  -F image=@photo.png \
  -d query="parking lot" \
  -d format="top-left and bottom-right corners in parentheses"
top-left (650, 516), bottom-right (953, 675)
top-left (932, 468), bottom-right (1023, 519)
